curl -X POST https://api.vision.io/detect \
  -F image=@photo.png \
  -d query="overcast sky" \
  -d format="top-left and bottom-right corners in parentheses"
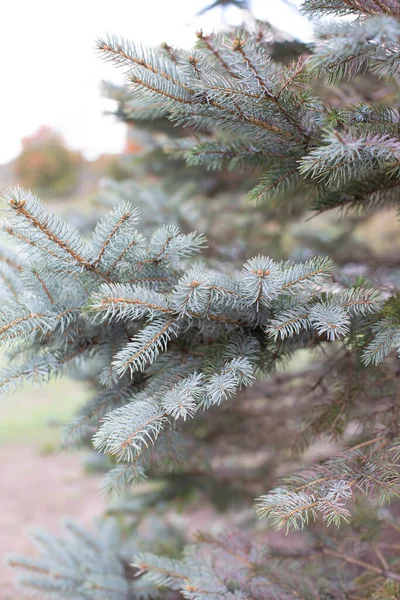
top-left (0, 0), bottom-right (312, 164)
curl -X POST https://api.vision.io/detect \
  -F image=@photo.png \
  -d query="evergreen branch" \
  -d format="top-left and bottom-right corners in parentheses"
top-left (196, 30), bottom-right (239, 78)
top-left (299, 132), bottom-right (400, 187)
top-left (93, 400), bottom-right (166, 461)
top-left (0, 343), bottom-right (92, 398)
top-left (0, 245), bottom-right (22, 272)
top-left (339, 287), bottom-right (385, 316)
top-left (3, 225), bottom-right (62, 261)
top-left (275, 56), bottom-right (310, 99)
top-left (3, 188), bottom-right (92, 268)
top-left (0, 302), bottom-right (51, 347)
top-left (8, 520), bottom-right (132, 600)
top-left (160, 42), bottom-right (179, 64)
top-left (231, 38), bottom-right (311, 142)
top-left (363, 317), bottom-right (400, 365)
top-left (149, 225), bottom-right (206, 262)
top-left (313, 173), bottom-right (400, 213)
top-left (31, 269), bottom-right (55, 304)
top-left (196, 77), bottom-right (297, 138)
top-left (61, 382), bottom-right (132, 448)
top-left (309, 301), bottom-right (351, 340)
top-left (241, 256), bottom-right (283, 307)
top-left (280, 257), bottom-right (334, 293)
top-left (257, 436), bottom-right (400, 530)
top-left (6, 8), bottom-right (400, 600)
top-left (98, 35), bottom-right (194, 94)
top-left (91, 202), bottom-right (145, 270)
top-left (161, 372), bottom-right (204, 420)
top-left (267, 308), bottom-right (311, 341)
top-left (322, 548), bottom-right (400, 583)
top-left (0, 267), bottom-right (19, 297)
top-left (309, 17), bottom-right (400, 82)
top-left (181, 139), bottom-right (287, 172)
top-left (102, 462), bottom-right (147, 495)
top-left (302, 0), bottom-right (399, 16)
top-left (247, 163), bottom-right (301, 203)
top-left (94, 213), bottom-right (130, 266)
top-left (88, 283), bottom-right (174, 321)
top-left (134, 552), bottom-right (192, 590)
top-left (113, 319), bottom-right (178, 375)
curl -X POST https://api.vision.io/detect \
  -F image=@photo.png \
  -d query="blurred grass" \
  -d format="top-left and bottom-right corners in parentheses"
top-left (0, 374), bottom-right (88, 447)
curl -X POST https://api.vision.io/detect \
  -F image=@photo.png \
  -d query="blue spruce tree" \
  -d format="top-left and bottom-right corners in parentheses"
top-left (3, 1), bottom-right (400, 598)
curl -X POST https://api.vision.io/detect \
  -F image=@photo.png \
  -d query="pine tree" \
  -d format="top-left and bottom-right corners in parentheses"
top-left (4, 1), bottom-right (400, 598)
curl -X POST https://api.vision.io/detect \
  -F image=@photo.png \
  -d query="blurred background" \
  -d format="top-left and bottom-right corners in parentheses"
top-left (0, 0), bottom-right (312, 165)
top-left (1, 1), bottom-right (398, 598)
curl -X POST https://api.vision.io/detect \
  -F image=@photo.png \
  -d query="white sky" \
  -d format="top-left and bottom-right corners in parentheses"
top-left (0, 0), bottom-right (313, 164)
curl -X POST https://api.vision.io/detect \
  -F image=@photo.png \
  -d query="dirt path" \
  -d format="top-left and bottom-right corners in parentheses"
top-left (0, 445), bottom-right (105, 599)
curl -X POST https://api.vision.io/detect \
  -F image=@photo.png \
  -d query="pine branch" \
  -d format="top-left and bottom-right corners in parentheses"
top-left (302, 0), bottom-right (400, 17)
top-left (91, 202), bottom-right (145, 271)
top-left (257, 435), bottom-right (400, 530)
top-left (1, 188), bottom-right (110, 281)
top-left (8, 520), bottom-right (133, 600)
top-left (112, 318), bottom-right (178, 376)
top-left (88, 283), bottom-right (174, 321)
top-left (97, 35), bottom-right (194, 94)
top-left (93, 399), bottom-right (166, 461)
top-left (102, 462), bottom-right (147, 496)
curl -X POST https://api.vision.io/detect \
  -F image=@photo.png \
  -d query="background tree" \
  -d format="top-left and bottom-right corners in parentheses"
top-left (14, 126), bottom-right (81, 196)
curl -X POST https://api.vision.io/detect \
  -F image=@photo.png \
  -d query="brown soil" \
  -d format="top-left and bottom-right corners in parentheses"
top-left (0, 445), bottom-right (105, 599)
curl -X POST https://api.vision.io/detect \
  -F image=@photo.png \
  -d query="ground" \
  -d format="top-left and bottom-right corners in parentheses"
top-left (1, 445), bottom-right (105, 599)
top-left (0, 373), bottom-right (104, 599)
